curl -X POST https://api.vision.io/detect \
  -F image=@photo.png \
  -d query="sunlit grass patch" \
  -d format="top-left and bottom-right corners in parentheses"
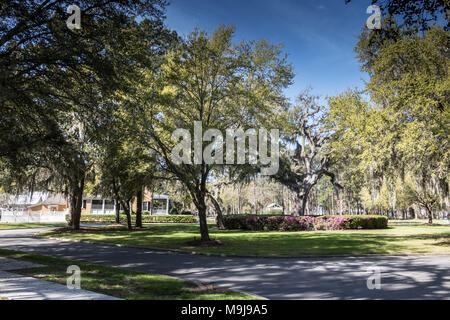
top-left (41, 224), bottom-right (450, 256)
top-left (0, 248), bottom-right (256, 300)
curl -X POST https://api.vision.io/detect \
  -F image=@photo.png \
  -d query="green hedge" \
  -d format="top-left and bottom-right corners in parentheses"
top-left (72, 214), bottom-right (197, 224)
top-left (344, 215), bottom-right (388, 229)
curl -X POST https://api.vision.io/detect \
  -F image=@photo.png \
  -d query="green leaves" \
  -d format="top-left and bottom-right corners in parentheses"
top-left (329, 18), bottom-right (449, 216)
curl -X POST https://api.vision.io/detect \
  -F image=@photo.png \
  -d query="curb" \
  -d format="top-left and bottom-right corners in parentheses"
top-left (34, 234), bottom-right (450, 260)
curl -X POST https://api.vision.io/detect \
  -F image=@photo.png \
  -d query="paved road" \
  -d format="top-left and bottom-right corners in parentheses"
top-left (0, 228), bottom-right (449, 299)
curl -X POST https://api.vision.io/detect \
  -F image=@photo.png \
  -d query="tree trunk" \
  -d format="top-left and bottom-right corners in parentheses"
top-left (331, 191), bottom-right (334, 215)
top-left (237, 185), bottom-right (242, 214)
top-left (426, 206), bottom-right (433, 224)
top-left (295, 185), bottom-right (312, 216)
top-left (208, 193), bottom-right (224, 229)
top-left (300, 193), bottom-right (308, 216)
top-left (135, 188), bottom-right (143, 228)
top-left (196, 192), bottom-right (210, 241)
top-left (115, 200), bottom-right (120, 224)
top-left (292, 194), bottom-right (301, 216)
top-left (68, 177), bottom-right (85, 230)
top-left (150, 187), bottom-right (154, 215)
top-left (198, 209), bottom-right (210, 241)
top-left (121, 201), bottom-right (132, 230)
top-left (112, 180), bottom-right (120, 224)
top-left (292, 189), bottom-right (310, 216)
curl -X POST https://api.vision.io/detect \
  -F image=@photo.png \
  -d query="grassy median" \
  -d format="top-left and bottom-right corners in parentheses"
top-left (40, 223), bottom-right (450, 256)
top-left (0, 248), bottom-right (255, 300)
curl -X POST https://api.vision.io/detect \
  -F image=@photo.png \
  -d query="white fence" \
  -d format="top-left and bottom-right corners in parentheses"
top-left (0, 210), bottom-right (68, 223)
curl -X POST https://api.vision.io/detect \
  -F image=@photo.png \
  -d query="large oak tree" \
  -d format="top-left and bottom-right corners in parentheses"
top-left (139, 25), bottom-right (294, 241)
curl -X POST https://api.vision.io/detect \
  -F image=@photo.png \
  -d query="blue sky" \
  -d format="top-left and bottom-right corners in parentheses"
top-left (164, 0), bottom-right (373, 102)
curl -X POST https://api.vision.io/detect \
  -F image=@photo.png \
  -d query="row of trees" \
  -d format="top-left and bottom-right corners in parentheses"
top-left (170, 0), bottom-right (449, 227)
top-left (0, 1), bottom-right (295, 241)
top-left (0, 0), bottom-right (176, 230)
top-left (326, 1), bottom-right (449, 224)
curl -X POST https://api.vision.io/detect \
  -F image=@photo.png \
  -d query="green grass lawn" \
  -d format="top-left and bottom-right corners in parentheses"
top-left (0, 248), bottom-right (255, 300)
top-left (389, 219), bottom-right (449, 225)
top-left (0, 223), bottom-right (66, 229)
top-left (40, 223), bottom-right (450, 256)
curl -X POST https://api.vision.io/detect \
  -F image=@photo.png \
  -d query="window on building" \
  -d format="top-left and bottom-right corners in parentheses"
top-left (91, 200), bottom-right (103, 210)
top-left (104, 200), bottom-right (114, 211)
top-left (153, 199), bottom-right (166, 210)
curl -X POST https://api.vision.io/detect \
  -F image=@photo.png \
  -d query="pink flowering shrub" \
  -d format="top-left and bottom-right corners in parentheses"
top-left (222, 215), bottom-right (387, 231)
top-left (280, 216), bottom-right (315, 231)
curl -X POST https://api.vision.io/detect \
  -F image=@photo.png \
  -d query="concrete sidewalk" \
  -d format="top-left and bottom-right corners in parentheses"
top-left (0, 257), bottom-right (120, 300)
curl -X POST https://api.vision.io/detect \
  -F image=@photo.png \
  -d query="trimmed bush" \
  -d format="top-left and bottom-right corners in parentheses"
top-left (142, 215), bottom-right (197, 223)
top-left (222, 214), bottom-right (388, 231)
top-left (72, 214), bottom-right (197, 224)
top-left (344, 215), bottom-right (388, 229)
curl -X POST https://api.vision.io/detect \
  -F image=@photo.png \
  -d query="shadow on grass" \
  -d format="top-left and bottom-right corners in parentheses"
top-left (0, 249), bottom-right (252, 300)
top-left (42, 224), bottom-right (450, 255)
top-left (49, 223), bottom-right (245, 236)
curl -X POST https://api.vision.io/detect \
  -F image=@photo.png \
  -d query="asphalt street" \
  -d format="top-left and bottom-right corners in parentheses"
top-left (0, 228), bottom-right (449, 299)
